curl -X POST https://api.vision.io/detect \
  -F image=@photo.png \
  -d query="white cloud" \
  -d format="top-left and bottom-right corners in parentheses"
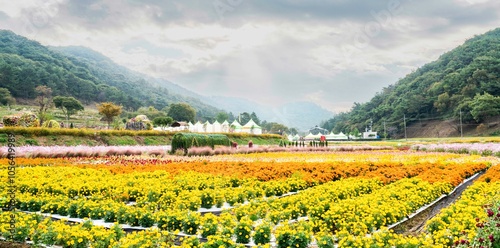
top-left (1, 0), bottom-right (500, 113)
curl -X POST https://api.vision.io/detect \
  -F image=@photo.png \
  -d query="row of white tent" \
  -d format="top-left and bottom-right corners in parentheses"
top-left (288, 131), bottom-right (379, 141)
top-left (288, 132), bottom-right (350, 141)
top-left (155, 119), bottom-right (263, 135)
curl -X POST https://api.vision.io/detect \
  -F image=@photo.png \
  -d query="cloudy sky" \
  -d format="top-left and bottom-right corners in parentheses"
top-left (1, 0), bottom-right (499, 113)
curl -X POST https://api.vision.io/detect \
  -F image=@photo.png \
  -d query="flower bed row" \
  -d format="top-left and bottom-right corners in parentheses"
top-left (413, 143), bottom-right (500, 157)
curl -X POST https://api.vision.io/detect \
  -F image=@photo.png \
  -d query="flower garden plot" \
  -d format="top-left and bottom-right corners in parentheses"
top-left (0, 151), bottom-right (499, 247)
top-left (413, 143), bottom-right (500, 157)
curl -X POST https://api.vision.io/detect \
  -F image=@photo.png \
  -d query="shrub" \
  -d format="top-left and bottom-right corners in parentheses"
top-left (235, 216), bottom-right (253, 244)
top-left (201, 213), bottom-right (218, 238)
top-left (253, 222), bottom-right (271, 245)
top-left (171, 133), bottom-right (231, 153)
top-left (3, 112), bottom-right (40, 127)
top-left (183, 212), bottom-right (200, 235)
top-left (42, 120), bottom-right (61, 129)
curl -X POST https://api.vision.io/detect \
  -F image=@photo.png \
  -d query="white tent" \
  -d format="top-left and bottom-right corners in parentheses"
top-left (212, 120), bottom-right (222, 133)
top-left (203, 121), bottom-right (213, 133)
top-left (188, 122), bottom-right (194, 132)
top-left (230, 120), bottom-right (243, 133)
top-left (242, 119), bottom-right (262, 134)
top-left (304, 132), bottom-right (316, 141)
top-left (193, 121), bottom-right (203, 133)
top-left (221, 120), bottom-right (230, 133)
top-left (325, 131), bottom-right (348, 140)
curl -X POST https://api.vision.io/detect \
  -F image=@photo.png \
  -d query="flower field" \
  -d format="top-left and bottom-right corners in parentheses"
top-left (1, 150), bottom-right (500, 247)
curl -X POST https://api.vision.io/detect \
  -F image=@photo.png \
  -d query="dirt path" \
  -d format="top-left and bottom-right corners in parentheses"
top-left (391, 171), bottom-right (485, 235)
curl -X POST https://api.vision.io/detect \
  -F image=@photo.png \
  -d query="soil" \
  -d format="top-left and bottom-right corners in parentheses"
top-left (0, 240), bottom-right (30, 248)
top-left (404, 116), bottom-right (500, 138)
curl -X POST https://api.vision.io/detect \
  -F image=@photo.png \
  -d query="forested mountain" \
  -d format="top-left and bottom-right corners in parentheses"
top-left (0, 30), bottom-right (221, 118)
top-left (322, 28), bottom-right (500, 136)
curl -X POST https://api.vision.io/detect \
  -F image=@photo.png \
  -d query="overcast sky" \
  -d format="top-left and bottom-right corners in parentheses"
top-left (1, 0), bottom-right (499, 113)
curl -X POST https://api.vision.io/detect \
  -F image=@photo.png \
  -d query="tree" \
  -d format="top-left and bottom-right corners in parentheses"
top-left (0, 87), bottom-right (16, 105)
top-left (167, 103), bottom-right (196, 123)
top-left (238, 112), bottom-right (251, 124)
top-left (469, 93), bottom-right (500, 122)
top-left (53, 96), bottom-right (84, 126)
top-left (250, 112), bottom-right (261, 125)
top-left (216, 112), bottom-right (229, 123)
top-left (153, 116), bottom-right (174, 130)
top-left (35, 85), bottom-right (53, 126)
top-left (97, 102), bottom-right (122, 129)
top-left (289, 128), bottom-right (299, 136)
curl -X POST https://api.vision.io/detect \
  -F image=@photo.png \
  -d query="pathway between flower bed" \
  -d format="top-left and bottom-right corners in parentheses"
top-left (389, 170), bottom-right (486, 235)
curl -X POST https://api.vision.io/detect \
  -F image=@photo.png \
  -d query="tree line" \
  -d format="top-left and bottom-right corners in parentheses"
top-left (322, 28), bottom-right (500, 137)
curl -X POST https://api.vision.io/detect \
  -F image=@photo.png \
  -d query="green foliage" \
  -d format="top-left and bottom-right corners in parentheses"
top-left (171, 133), bottom-right (231, 153)
top-left (42, 120), bottom-right (60, 129)
top-left (167, 103), bottom-right (196, 123)
top-left (153, 116), bottom-right (174, 129)
top-left (97, 102), bottom-right (122, 129)
top-left (321, 28), bottom-right (500, 136)
top-left (0, 87), bottom-right (15, 105)
top-left (2, 112), bottom-right (40, 127)
top-left (253, 222), bottom-right (272, 245)
top-left (215, 112), bottom-right (229, 123)
top-left (0, 30), bottom-right (221, 114)
top-left (469, 93), bottom-right (500, 122)
top-left (53, 96), bottom-right (84, 121)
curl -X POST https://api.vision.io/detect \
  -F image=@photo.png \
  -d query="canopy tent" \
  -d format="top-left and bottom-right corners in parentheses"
top-left (221, 120), bottom-right (230, 133)
top-left (212, 120), bottom-right (222, 133)
top-left (325, 131), bottom-right (348, 140)
top-left (242, 119), bottom-right (262, 135)
top-left (230, 120), bottom-right (243, 133)
top-left (203, 121), bottom-right (214, 133)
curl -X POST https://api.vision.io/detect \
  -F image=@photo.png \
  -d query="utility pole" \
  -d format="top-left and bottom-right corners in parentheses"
top-left (460, 108), bottom-right (463, 138)
top-left (383, 120), bottom-right (386, 140)
top-left (403, 114), bottom-right (407, 141)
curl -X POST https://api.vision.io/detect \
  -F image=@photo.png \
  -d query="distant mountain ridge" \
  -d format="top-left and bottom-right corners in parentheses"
top-left (0, 29), bottom-right (333, 129)
top-left (0, 29), bottom-right (221, 118)
top-left (321, 27), bottom-right (500, 136)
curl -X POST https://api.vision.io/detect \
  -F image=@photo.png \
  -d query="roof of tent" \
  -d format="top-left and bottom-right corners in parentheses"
top-left (231, 120), bottom-right (241, 127)
top-left (243, 119), bottom-right (262, 129)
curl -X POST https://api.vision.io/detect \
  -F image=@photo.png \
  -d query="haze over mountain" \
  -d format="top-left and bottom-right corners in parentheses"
top-left (0, 30), bottom-right (331, 130)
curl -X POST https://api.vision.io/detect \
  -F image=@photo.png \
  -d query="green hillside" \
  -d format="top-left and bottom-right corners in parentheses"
top-left (322, 28), bottom-right (500, 137)
top-left (0, 30), bottom-right (220, 118)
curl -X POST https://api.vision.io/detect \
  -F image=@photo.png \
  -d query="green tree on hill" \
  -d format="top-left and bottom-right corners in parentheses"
top-left (53, 96), bottom-right (84, 126)
top-left (153, 116), bottom-right (174, 130)
top-left (0, 87), bottom-right (15, 105)
top-left (216, 112), bottom-right (229, 123)
top-left (167, 103), bottom-right (196, 123)
top-left (35, 85), bottom-right (53, 126)
top-left (97, 102), bottom-right (122, 129)
top-left (469, 93), bottom-right (500, 122)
